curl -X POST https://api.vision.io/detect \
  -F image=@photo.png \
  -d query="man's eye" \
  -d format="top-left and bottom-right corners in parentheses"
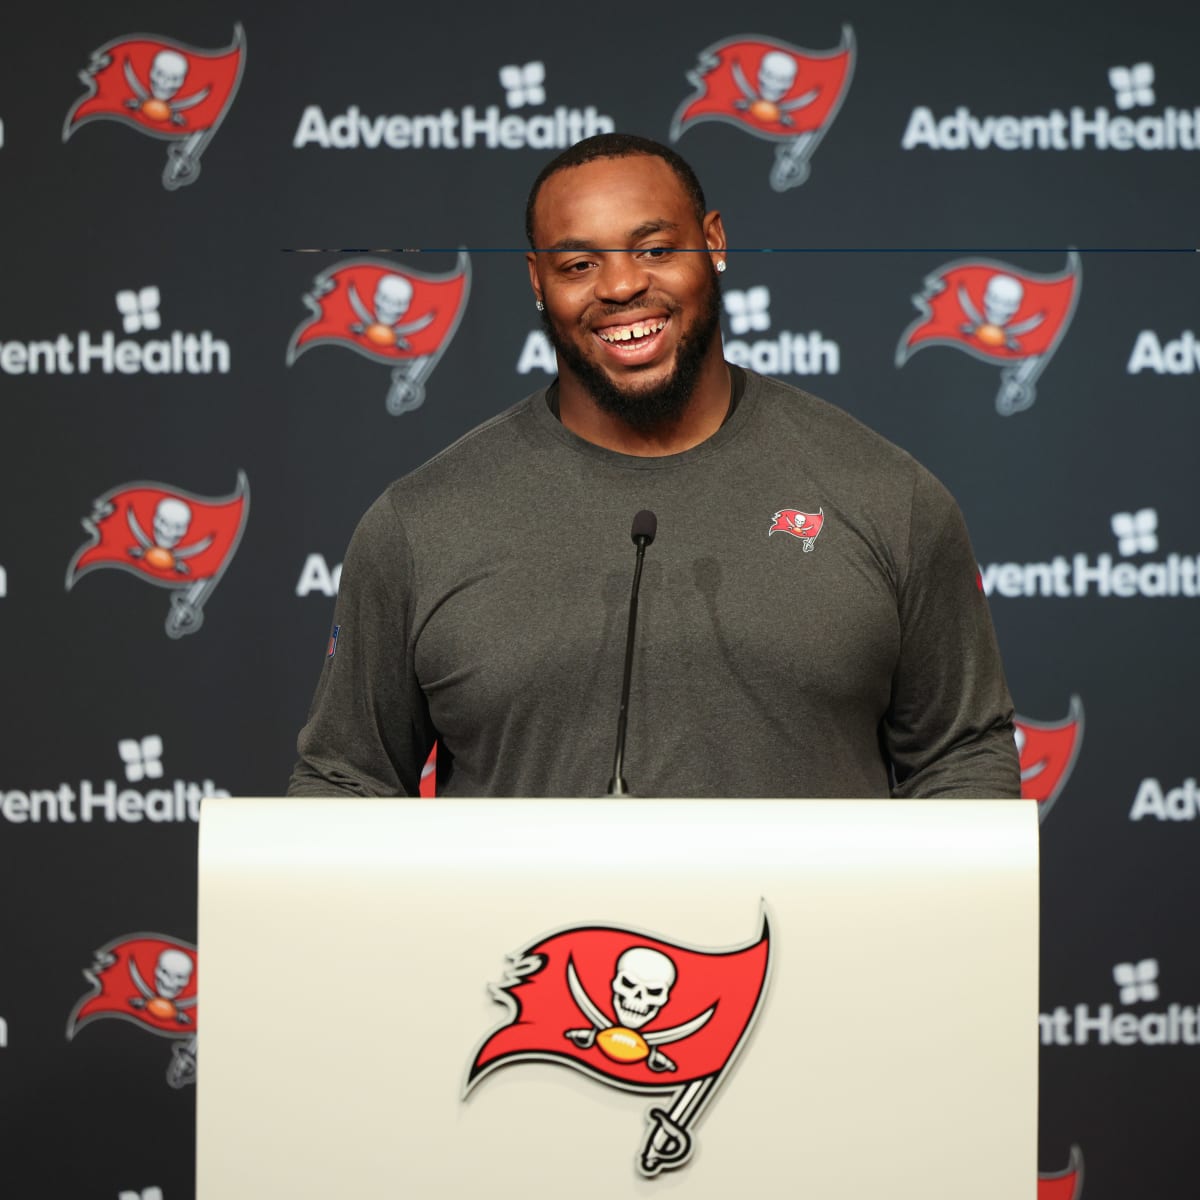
top-left (641, 247), bottom-right (670, 259)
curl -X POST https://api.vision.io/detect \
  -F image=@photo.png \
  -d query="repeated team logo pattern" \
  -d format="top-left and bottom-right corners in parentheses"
top-left (896, 253), bottom-right (1081, 414)
top-left (287, 254), bottom-right (471, 414)
top-left (66, 472), bottom-right (249, 638)
top-left (63, 25), bottom-right (246, 190)
top-left (1015, 697), bottom-right (1084, 821)
top-left (671, 29), bottom-right (855, 191)
top-left (67, 933), bottom-right (198, 1088)
top-left (466, 914), bottom-right (770, 1177)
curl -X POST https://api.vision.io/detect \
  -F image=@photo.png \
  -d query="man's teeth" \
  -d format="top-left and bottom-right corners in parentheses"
top-left (598, 319), bottom-right (667, 343)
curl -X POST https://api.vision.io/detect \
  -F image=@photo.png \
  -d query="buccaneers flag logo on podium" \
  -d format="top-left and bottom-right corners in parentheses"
top-left (63, 25), bottom-right (246, 190)
top-left (466, 912), bottom-right (770, 1177)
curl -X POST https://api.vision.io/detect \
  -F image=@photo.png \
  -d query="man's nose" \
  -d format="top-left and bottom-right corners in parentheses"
top-left (594, 253), bottom-right (650, 303)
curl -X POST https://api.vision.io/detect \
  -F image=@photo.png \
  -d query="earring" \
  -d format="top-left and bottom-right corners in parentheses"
top-left (715, 260), bottom-right (727, 274)
top-left (535, 300), bottom-right (545, 311)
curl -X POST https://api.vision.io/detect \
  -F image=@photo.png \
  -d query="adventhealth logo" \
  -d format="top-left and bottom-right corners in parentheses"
top-left (1040, 958), bottom-right (1200, 1047)
top-left (294, 62), bottom-right (614, 151)
top-left (902, 63), bottom-right (1200, 152)
top-left (980, 509), bottom-right (1200, 599)
top-left (0, 288), bottom-right (230, 376)
top-left (721, 286), bottom-right (840, 376)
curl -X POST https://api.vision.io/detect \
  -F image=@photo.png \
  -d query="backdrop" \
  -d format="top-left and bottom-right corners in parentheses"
top-left (1, 1), bottom-right (1196, 1196)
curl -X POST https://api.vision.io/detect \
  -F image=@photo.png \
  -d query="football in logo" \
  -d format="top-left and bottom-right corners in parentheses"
top-left (466, 913), bottom-right (770, 1177)
top-left (63, 25), bottom-right (246, 190)
top-left (671, 29), bottom-right (855, 191)
top-left (1015, 697), bottom-right (1084, 821)
top-left (896, 253), bottom-right (1081, 414)
top-left (287, 254), bottom-right (471, 415)
top-left (67, 933), bottom-right (198, 1088)
top-left (65, 472), bottom-right (249, 638)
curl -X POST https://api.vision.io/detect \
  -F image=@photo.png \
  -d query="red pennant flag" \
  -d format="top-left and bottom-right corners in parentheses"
top-left (1038, 1147), bottom-right (1084, 1200)
top-left (64, 27), bottom-right (245, 139)
top-left (898, 257), bottom-right (1080, 364)
top-left (468, 917), bottom-right (769, 1091)
top-left (66, 474), bottom-right (248, 590)
top-left (769, 508), bottom-right (825, 546)
top-left (288, 259), bottom-right (470, 365)
top-left (67, 933), bottom-right (198, 1039)
top-left (672, 34), bottom-right (854, 141)
top-left (1015, 698), bottom-right (1084, 817)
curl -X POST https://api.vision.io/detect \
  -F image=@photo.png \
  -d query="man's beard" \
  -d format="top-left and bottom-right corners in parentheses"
top-left (541, 269), bottom-right (723, 435)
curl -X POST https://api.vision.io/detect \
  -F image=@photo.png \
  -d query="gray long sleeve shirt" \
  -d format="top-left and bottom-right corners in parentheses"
top-left (289, 368), bottom-right (1019, 799)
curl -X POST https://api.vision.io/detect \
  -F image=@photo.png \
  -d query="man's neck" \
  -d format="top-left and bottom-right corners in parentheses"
top-left (556, 351), bottom-right (732, 457)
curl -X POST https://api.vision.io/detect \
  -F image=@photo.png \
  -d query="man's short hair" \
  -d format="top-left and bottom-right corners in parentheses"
top-left (524, 133), bottom-right (708, 248)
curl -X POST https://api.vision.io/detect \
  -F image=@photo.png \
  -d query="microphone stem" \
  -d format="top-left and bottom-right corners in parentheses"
top-left (608, 538), bottom-right (647, 796)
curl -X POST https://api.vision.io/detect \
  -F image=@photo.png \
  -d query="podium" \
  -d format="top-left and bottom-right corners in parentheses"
top-left (197, 798), bottom-right (1038, 1198)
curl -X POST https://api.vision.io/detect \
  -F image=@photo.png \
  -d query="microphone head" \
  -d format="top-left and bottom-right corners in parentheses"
top-left (631, 509), bottom-right (657, 546)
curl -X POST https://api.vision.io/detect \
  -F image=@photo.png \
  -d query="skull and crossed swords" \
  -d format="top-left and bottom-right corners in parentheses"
top-left (128, 948), bottom-right (197, 1025)
top-left (564, 947), bottom-right (715, 1073)
top-left (732, 52), bottom-right (818, 127)
top-left (123, 51), bottom-right (211, 126)
top-left (348, 276), bottom-right (436, 351)
top-left (959, 274), bottom-right (1045, 351)
top-left (126, 498), bottom-right (213, 574)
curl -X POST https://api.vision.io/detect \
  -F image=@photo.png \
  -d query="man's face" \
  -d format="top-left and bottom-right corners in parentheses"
top-left (527, 155), bottom-right (726, 433)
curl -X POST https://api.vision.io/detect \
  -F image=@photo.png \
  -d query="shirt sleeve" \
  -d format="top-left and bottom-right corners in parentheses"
top-left (883, 467), bottom-right (1021, 799)
top-left (287, 491), bottom-right (435, 797)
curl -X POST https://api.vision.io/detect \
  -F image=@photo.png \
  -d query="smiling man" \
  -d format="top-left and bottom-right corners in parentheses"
top-left (289, 133), bottom-right (1019, 800)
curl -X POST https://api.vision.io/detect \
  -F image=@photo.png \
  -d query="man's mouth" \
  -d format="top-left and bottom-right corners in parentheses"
top-left (595, 317), bottom-right (669, 345)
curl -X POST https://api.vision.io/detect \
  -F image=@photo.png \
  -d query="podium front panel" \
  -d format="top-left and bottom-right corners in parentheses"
top-left (197, 798), bottom-right (1037, 1199)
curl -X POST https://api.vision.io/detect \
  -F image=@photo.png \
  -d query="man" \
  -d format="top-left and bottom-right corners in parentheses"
top-left (289, 133), bottom-right (1019, 799)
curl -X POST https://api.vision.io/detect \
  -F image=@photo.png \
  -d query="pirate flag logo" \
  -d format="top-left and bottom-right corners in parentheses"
top-left (670, 29), bottom-right (855, 192)
top-left (65, 472), bottom-right (249, 639)
top-left (1015, 697), bottom-right (1084, 822)
top-left (286, 254), bottom-right (471, 415)
top-left (1038, 1146), bottom-right (1084, 1200)
top-left (769, 507), bottom-right (824, 551)
top-left (466, 912), bottom-right (770, 1178)
top-left (67, 933), bottom-right (199, 1089)
top-left (896, 253), bottom-right (1081, 415)
top-left (63, 25), bottom-right (246, 190)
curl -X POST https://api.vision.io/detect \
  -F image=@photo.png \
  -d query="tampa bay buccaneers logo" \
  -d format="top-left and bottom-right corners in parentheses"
top-left (63, 25), bottom-right (245, 190)
top-left (670, 29), bottom-right (855, 192)
top-left (66, 472), bottom-right (249, 638)
top-left (466, 913), bottom-right (770, 1177)
top-left (1015, 697), bottom-right (1084, 822)
top-left (896, 253), bottom-right (1081, 415)
top-left (67, 933), bottom-right (199, 1088)
top-left (287, 254), bottom-right (471, 415)
top-left (769, 507), bottom-right (824, 551)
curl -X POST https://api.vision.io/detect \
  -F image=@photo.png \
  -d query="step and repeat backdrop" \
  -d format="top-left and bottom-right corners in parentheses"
top-left (1, 0), bottom-right (1196, 1196)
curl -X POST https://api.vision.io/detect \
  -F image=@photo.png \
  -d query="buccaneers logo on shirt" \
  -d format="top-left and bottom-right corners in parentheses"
top-left (466, 914), bottom-right (770, 1177)
top-left (66, 473), bottom-right (249, 639)
top-left (671, 30), bottom-right (855, 192)
top-left (896, 254), bottom-right (1081, 415)
top-left (1015, 697), bottom-right (1084, 822)
top-left (287, 254), bottom-right (471, 415)
top-left (63, 25), bottom-right (246, 190)
top-left (67, 933), bottom-right (199, 1088)
top-left (769, 507), bottom-right (824, 551)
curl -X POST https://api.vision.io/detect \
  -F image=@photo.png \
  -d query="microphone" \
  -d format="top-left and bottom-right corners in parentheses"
top-left (607, 510), bottom-right (657, 796)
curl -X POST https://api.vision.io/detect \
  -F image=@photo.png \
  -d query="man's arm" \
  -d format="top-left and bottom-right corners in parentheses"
top-left (287, 492), bottom-right (434, 797)
top-left (883, 469), bottom-right (1020, 799)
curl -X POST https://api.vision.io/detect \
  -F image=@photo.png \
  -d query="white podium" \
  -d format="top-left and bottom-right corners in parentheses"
top-left (197, 798), bottom-right (1038, 1199)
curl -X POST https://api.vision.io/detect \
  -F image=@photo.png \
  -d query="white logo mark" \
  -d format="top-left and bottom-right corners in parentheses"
top-left (1113, 958), bottom-right (1159, 1004)
top-left (115, 286), bottom-right (162, 333)
top-left (723, 286), bottom-right (771, 336)
top-left (118, 735), bottom-right (164, 782)
top-left (499, 61), bottom-right (546, 108)
top-left (118, 1190), bottom-right (163, 1200)
top-left (1108, 63), bottom-right (1155, 110)
top-left (1110, 508), bottom-right (1158, 556)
